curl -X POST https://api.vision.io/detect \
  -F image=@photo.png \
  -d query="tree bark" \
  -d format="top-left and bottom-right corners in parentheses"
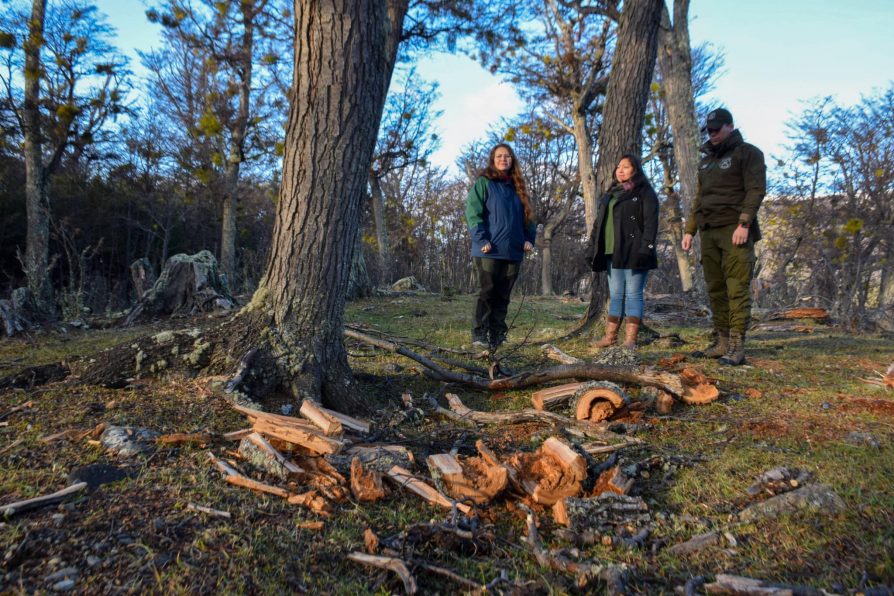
top-left (657, 0), bottom-right (699, 292)
top-left (368, 171), bottom-right (390, 281)
top-left (219, 0), bottom-right (257, 288)
top-left (572, 110), bottom-right (599, 234)
top-left (580, 0), bottom-right (663, 330)
top-left (22, 0), bottom-right (52, 314)
top-left (248, 0), bottom-right (408, 410)
top-left (540, 233), bottom-right (555, 296)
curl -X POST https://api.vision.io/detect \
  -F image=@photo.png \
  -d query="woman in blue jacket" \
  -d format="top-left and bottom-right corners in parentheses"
top-left (589, 154), bottom-right (659, 349)
top-left (465, 143), bottom-right (537, 349)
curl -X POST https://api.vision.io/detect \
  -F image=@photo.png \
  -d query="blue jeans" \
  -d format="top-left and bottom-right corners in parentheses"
top-left (606, 263), bottom-right (648, 319)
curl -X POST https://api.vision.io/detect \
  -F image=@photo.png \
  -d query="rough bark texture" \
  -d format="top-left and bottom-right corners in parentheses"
top-left (22, 0), bottom-right (52, 314)
top-left (581, 0), bottom-right (663, 329)
top-left (369, 172), bottom-right (391, 280)
top-left (245, 0), bottom-right (408, 411)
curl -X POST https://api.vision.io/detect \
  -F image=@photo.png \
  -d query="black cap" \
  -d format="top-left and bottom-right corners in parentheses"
top-left (704, 108), bottom-right (733, 131)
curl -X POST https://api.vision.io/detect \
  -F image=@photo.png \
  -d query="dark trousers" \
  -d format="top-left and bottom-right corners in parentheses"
top-left (472, 257), bottom-right (520, 342)
top-left (700, 223), bottom-right (756, 332)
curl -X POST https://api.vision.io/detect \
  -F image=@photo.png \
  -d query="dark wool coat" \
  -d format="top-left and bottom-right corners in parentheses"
top-left (590, 176), bottom-right (660, 272)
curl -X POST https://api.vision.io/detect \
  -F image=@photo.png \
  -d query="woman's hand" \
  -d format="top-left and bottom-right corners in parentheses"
top-left (523, 241), bottom-right (533, 252)
top-left (481, 242), bottom-right (492, 254)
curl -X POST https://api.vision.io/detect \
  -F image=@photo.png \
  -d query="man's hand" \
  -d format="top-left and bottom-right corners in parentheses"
top-left (682, 233), bottom-right (693, 252)
top-left (523, 241), bottom-right (533, 252)
top-left (732, 225), bottom-right (749, 246)
top-left (481, 242), bottom-right (492, 254)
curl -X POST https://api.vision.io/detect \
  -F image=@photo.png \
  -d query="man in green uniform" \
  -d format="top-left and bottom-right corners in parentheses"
top-left (682, 108), bottom-right (766, 365)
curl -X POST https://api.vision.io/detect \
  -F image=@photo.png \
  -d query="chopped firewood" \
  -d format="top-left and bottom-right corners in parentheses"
top-left (299, 400), bottom-right (343, 436)
top-left (233, 404), bottom-right (331, 433)
top-left (238, 433), bottom-right (304, 480)
top-left (591, 466), bottom-right (633, 497)
top-left (553, 499), bottom-right (569, 525)
top-left (767, 307), bottom-right (829, 321)
top-left (531, 382), bottom-right (586, 410)
top-left (679, 368), bottom-right (720, 405)
top-left (426, 452), bottom-right (508, 505)
top-left (573, 382), bottom-right (630, 422)
top-left (553, 494), bottom-right (651, 535)
top-left (222, 428), bottom-right (253, 441)
top-left (541, 344), bottom-right (583, 365)
top-left (287, 490), bottom-right (333, 516)
top-left (656, 391), bottom-right (675, 414)
top-left (296, 520), bottom-right (325, 531)
top-left (303, 455), bottom-right (347, 484)
top-left (351, 457), bottom-right (388, 502)
top-left (186, 503), bottom-right (231, 518)
top-left (347, 552), bottom-right (417, 594)
top-left (364, 528), bottom-right (380, 553)
top-left (1, 482), bottom-right (88, 518)
top-left (386, 465), bottom-right (472, 514)
top-left (704, 573), bottom-right (827, 594)
top-left (523, 507), bottom-right (627, 594)
top-left (317, 405), bottom-right (371, 434)
top-left (252, 418), bottom-right (345, 455)
top-left (508, 437), bottom-right (586, 505)
top-left (157, 432), bottom-right (213, 446)
top-left (208, 452), bottom-right (290, 498)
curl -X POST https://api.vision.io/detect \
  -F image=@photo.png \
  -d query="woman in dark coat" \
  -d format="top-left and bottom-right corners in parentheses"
top-left (590, 154), bottom-right (659, 349)
top-left (465, 143), bottom-right (537, 349)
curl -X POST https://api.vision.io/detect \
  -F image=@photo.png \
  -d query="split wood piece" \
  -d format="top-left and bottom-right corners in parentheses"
top-left (573, 382), bottom-right (630, 422)
top-left (238, 432), bottom-right (304, 479)
top-left (316, 404), bottom-right (371, 434)
top-left (541, 344), bottom-right (583, 365)
top-left (508, 437), bottom-right (587, 505)
top-left (252, 418), bottom-right (344, 455)
top-left (531, 382), bottom-right (586, 410)
top-left (591, 466), bottom-right (633, 497)
top-left (1, 482), bottom-right (88, 518)
top-left (386, 466), bottom-right (472, 515)
top-left (287, 490), bottom-right (333, 516)
top-left (347, 552), bottom-right (417, 595)
top-left (656, 391), bottom-right (675, 414)
top-left (233, 404), bottom-right (328, 432)
top-left (678, 368), bottom-right (720, 405)
top-left (364, 528), bottom-right (380, 553)
top-left (523, 507), bottom-right (627, 595)
top-left (186, 503), bottom-right (231, 518)
top-left (222, 428), bottom-right (253, 441)
top-left (157, 432), bottom-right (213, 446)
top-left (299, 400), bottom-right (343, 436)
top-left (208, 452), bottom-right (290, 498)
top-left (704, 573), bottom-right (827, 595)
top-left (426, 451), bottom-right (508, 505)
top-left (475, 439), bottom-right (520, 490)
top-left (351, 457), bottom-right (388, 502)
top-left (443, 393), bottom-right (627, 444)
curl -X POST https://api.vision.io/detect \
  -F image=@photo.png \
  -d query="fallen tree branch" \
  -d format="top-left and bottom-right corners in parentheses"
top-left (347, 552), bottom-right (417, 594)
top-left (1, 482), bottom-right (88, 517)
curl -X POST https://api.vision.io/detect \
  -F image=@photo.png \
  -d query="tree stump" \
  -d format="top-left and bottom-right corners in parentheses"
top-left (572, 382), bottom-right (630, 422)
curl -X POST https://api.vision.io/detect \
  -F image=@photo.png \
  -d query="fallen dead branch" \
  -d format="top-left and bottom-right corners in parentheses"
top-left (704, 573), bottom-right (831, 595)
top-left (186, 503), bottom-right (232, 518)
top-left (1, 482), bottom-right (88, 517)
top-left (347, 552), bottom-right (417, 594)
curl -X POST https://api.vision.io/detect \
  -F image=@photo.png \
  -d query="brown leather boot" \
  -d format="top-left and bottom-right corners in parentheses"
top-left (592, 316), bottom-right (621, 348)
top-left (693, 329), bottom-right (729, 358)
top-left (622, 316), bottom-right (641, 349)
top-left (719, 330), bottom-right (746, 365)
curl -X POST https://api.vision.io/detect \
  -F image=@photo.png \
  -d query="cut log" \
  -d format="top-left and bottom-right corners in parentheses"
top-left (386, 466), bottom-right (472, 514)
top-left (656, 391), bottom-right (675, 414)
top-left (300, 400), bottom-right (343, 436)
top-left (238, 432), bottom-right (304, 479)
top-left (508, 437), bottom-right (587, 505)
top-left (573, 382), bottom-right (630, 422)
top-left (592, 466), bottom-right (633, 497)
top-left (679, 368), bottom-right (720, 405)
top-left (531, 382), bottom-right (586, 410)
top-left (252, 418), bottom-right (344, 455)
top-left (351, 457), bottom-right (388, 502)
top-left (1, 482), bottom-right (88, 518)
top-left (347, 552), bottom-right (417, 595)
top-left (157, 432), bottom-right (213, 446)
top-left (426, 452), bottom-right (508, 505)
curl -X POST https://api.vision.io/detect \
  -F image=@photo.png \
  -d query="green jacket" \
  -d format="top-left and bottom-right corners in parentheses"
top-left (685, 130), bottom-right (766, 240)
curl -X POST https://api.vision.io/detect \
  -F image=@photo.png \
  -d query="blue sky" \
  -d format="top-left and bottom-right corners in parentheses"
top-left (97, 0), bottom-right (893, 171)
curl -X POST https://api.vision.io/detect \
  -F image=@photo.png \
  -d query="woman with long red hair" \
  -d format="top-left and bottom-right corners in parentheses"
top-left (465, 143), bottom-right (536, 350)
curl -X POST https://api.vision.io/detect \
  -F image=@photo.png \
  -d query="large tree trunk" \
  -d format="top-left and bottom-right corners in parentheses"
top-left (22, 0), bottom-right (52, 314)
top-left (579, 0), bottom-right (663, 330)
top-left (245, 0), bottom-right (407, 411)
top-left (219, 0), bottom-right (256, 288)
top-left (368, 171), bottom-right (391, 281)
top-left (572, 111), bottom-right (599, 234)
top-left (657, 0), bottom-right (699, 293)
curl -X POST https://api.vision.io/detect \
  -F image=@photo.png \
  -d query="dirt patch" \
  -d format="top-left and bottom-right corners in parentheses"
top-left (740, 419), bottom-right (791, 438)
top-left (841, 398), bottom-right (894, 418)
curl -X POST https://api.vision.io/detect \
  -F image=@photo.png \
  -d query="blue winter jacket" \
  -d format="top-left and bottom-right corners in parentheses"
top-left (465, 176), bottom-right (537, 262)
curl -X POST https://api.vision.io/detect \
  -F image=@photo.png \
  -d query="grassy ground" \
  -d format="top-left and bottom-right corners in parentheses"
top-left (0, 293), bottom-right (892, 594)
